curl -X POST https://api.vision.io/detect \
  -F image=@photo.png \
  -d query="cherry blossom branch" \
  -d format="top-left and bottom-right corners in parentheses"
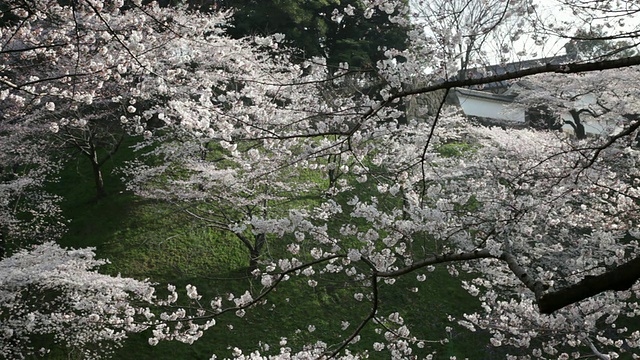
top-left (0, 78), bottom-right (41, 96)
top-left (159, 254), bottom-right (345, 323)
top-left (223, 57), bottom-right (640, 146)
top-left (368, 55), bottom-right (640, 120)
top-left (0, 16), bottom-right (27, 52)
top-left (0, 43), bottom-right (67, 54)
top-left (537, 256), bottom-right (640, 314)
top-left (82, 0), bottom-right (149, 72)
top-left (585, 337), bottom-right (612, 360)
top-left (2, 71), bottom-right (94, 90)
top-left (376, 249), bottom-right (496, 277)
top-left (500, 251), bottom-right (545, 299)
top-left (247, 138), bottom-right (350, 182)
top-left (593, 182), bottom-right (640, 203)
top-left (375, 246), bottom-right (640, 315)
top-left (95, 133), bottom-right (125, 167)
top-left (327, 268), bottom-right (379, 359)
top-left (419, 88), bottom-right (449, 206)
top-left (239, 69), bottom-right (372, 87)
top-left (581, 120), bottom-right (640, 169)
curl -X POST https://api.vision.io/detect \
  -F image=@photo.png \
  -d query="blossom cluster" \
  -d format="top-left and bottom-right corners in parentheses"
top-left (2, 0), bottom-right (640, 359)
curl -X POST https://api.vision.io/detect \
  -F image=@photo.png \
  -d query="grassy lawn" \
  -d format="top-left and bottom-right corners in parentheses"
top-left (44, 142), bottom-right (499, 359)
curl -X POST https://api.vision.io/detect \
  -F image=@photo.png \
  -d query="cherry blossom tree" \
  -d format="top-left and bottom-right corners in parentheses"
top-left (515, 64), bottom-right (640, 140)
top-left (0, 242), bottom-right (157, 359)
top-left (533, 0), bottom-right (640, 62)
top-left (410, 0), bottom-right (537, 78)
top-left (0, 0), bottom-right (194, 198)
top-left (125, 1), bottom-right (640, 355)
top-left (124, 135), bottom-right (325, 270)
top-left (133, 65), bottom-right (640, 360)
top-left (0, 121), bottom-right (65, 257)
top-left (3, 0), bottom-right (640, 359)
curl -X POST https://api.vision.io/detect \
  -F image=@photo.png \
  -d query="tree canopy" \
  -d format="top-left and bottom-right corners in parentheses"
top-left (2, 0), bottom-right (640, 359)
top-left (564, 27), bottom-right (639, 60)
top-left (220, 0), bottom-right (410, 68)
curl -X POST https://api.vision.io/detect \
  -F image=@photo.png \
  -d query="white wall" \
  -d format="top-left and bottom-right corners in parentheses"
top-left (457, 91), bottom-right (622, 137)
top-left (560, 113), bottom-right (622, 137)
top-left (457, 93), bottom-right (525, 123)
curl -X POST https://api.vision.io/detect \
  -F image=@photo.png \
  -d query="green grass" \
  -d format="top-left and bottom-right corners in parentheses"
top-left (436, 142), bottom-right (477, 158)
top-left (40, 140), bottom-right (504, 360)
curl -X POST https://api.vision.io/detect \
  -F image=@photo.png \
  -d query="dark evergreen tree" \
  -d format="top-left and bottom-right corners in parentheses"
top-left (217, 0), bottom-right (409, 69)
top-left (564, 27), bottom-right (639, 60)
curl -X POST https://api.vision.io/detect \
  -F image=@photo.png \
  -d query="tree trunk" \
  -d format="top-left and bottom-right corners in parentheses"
top-left (249, 248), bottom-right (260, 272)
top-left (402, 189), bottom-right (410, 220)
top-left (248, 233), bottom-right (266, 272)
top-left (575, 123), bottom-right (586, 139)
top-left (89, 148), bottom-right (106, 199)
top-left (568, 109), bottom-right (587, 140)
top-left (0, 231), bottom-right (5, 259)
top-left (235, 232), bottom-right (264, 272)
top-left (92, 162), bottom-right (106, 199)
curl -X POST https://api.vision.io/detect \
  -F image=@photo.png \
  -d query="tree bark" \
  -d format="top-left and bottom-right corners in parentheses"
top-left (236, 232), bottom-right (266, 272)
top-left (383, 55), bottom-right (640, 107)
top-left (89, 148), bottom-right (106, 199)
top-left (0, 231), bottom-right (5, 259)
top-left (249, 247), bottom-right (260, 272)
top-left (377, 249), bottom-right (640, 315)
top-left (568, 109), bottom-right (587, 139)
top-left (538, 256), bottom-right (640, 314)
top-left (249, 233), bottom-right (266, 272)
